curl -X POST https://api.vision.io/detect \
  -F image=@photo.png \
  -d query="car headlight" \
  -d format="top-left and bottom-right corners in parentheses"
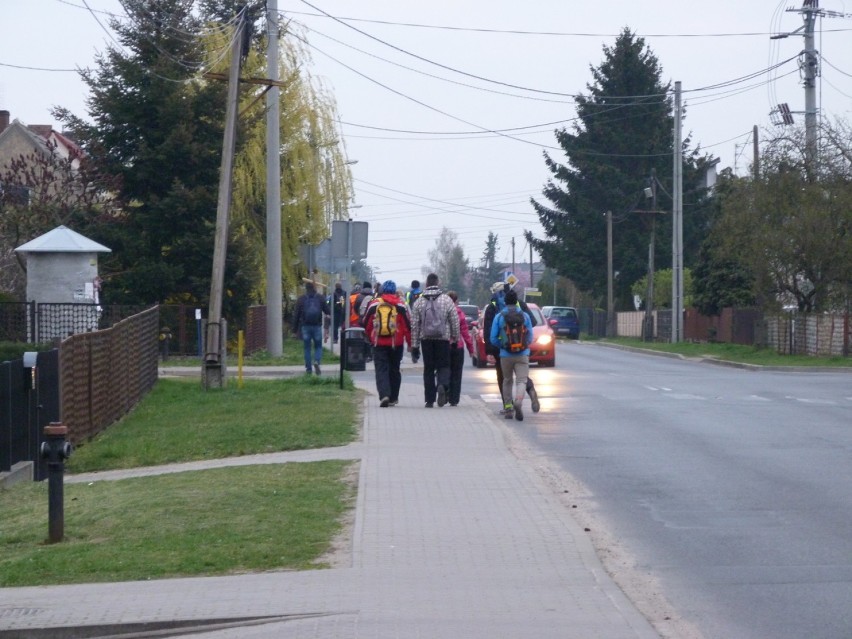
top-left (535, 334), bottom-right (553, 346)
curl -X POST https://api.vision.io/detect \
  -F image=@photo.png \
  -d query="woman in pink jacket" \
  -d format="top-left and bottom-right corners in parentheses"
top-left (446, 291), bottom-right (475, 406)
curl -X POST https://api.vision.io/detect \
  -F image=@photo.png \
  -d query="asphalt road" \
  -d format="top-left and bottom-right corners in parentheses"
top-left (453, 342), bottom-right (852, 639)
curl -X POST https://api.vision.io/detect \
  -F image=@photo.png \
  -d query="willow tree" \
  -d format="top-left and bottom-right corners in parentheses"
top-left (212, 19), bottom-right (354, 300)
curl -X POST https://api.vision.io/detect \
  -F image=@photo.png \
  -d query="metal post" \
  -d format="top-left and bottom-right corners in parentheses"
top-left (672, 81), bottom-right (683, 343)
top-left (606, 210), bottom-right (614, 337)
top-left (340, 219), bottom-right (352, 389)
top-left (41, 423), bottom-right (71, 543)
top-left (265, 0), bottom-right (283, 357)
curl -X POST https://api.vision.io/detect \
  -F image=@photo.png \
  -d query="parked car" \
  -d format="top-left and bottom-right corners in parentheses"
top-left (458, 304), bottom-right (480, 329)
top-left (541, 305), bottom-right (580, 339)
top-left (471, 302), bottom-right (556, 368)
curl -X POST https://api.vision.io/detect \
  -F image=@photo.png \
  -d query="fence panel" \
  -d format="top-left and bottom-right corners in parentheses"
top-left (60, 306), bottom-right (159, 444)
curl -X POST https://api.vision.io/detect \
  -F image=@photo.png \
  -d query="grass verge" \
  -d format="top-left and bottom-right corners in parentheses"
top-left (0, 461), bottom-right (356, 586)
top-left (0, 375), bottom-right (362, 587)
top-left (68, 376), bottom-right (359, 473)
top-left (600, 337), bottom-right (851, 368)
top-left (161, 334), bottom-right (340, 367)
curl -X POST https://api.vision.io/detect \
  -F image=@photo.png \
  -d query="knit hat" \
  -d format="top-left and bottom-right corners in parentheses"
top-left (382, 280), bottom-right (397, 294)
top-left (491, 281), bottom-right (504, 294)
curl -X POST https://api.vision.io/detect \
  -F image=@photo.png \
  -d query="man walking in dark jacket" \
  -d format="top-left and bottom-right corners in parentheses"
top-left (293, 282), bottom-right (329, 375)
top-left (331, 282), bottom-right (346, 344)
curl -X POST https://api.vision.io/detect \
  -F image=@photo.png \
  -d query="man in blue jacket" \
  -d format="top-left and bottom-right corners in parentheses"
top-left (489, 289), bottom-right (533, 421)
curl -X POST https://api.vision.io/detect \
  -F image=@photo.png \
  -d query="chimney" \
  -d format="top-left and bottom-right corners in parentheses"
top-left (0, 110), bottom-right (10, 134)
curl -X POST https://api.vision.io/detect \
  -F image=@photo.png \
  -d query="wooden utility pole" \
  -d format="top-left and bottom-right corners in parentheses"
top-left (204, 10), bottom-right (246, 389)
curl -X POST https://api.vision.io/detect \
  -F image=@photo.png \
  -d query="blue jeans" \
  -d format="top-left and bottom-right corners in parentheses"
top-left (301, 325), bottom-right (323, 371)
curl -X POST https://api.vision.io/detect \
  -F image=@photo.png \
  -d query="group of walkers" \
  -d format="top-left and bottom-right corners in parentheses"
top-left (292, 273), bottom-right (541, 420)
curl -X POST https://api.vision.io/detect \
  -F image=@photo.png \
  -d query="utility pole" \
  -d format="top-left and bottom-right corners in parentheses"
top-left (642, 169), bottom-right (657, 342)
top-left (265, 0), bottom-right (283, 357)
top-left (753, 125), bottom-right (760, 179)
top-left (606, 210), bottom-right (614, 337)
top-left (511, 237), bottom-right (516, 275)
top-left (671, 81), bottom-right (683, 343)
top-left (801, 0), bottom-right (819, 168)
top-left (204, 9), bottom-right (246, 389)
top-left (771, 1), bottom-right (849, 172)
top-left (529, 241), bottom-right (534, 290)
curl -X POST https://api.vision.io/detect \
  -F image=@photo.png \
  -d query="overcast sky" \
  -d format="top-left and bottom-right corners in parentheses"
top-left (3, 1), bottom-right (852, 289)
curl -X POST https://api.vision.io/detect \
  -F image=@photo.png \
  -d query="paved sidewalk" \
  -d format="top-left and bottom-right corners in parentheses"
top-left (0, 360), bottom-right (661, 638)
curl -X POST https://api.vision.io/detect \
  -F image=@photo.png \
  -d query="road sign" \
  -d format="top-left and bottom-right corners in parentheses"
top-left (331, 220), bottom-right (368, 260)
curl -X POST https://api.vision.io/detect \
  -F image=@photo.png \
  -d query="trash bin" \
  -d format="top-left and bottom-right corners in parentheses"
top-left (344, 327), bottom-right (367, 371)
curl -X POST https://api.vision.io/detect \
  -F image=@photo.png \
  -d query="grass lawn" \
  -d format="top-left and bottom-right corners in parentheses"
top-left (599, 337), bottom-right (850, 368)
top-left (0, 375), bottom-right (362, 587)
top-left (161, 334), bottom-right (341, 368)
top-left (68, 376), bottom-right (359, 472)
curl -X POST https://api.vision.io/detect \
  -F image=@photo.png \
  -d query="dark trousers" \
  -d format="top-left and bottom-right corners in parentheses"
top-left (332, 313), bottom-right (343, 343)
top-left (373, 345), bottom-right (404, 402)
top-left (448, 344), bottom-right (465, 404)
top-left (494, 353), bottom-right (535, 403)
top-left (421, 339), bottom-right (450, 404)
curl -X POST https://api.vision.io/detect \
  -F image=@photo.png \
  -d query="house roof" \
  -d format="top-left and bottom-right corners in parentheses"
top-left (15, 225), bottom-right (111, 254)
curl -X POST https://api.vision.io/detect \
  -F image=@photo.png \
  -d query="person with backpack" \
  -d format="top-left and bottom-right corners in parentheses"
top-left (406, 279), bottom-right (422, 309)
top-left (348, 283), bottom-right (362, 328)
top-left (410, 272), bottom-right (460, 408)
top-left (482, 282), bottom-right (541, 415)
top-left (489, 288), bottom-right (533, 421)
top-left (363, 280), bottom-right (412, 407)
top-left (446, 290), bottom-right (475, 406)
top-left (293, 281), bottom-right (329, 375)
top-left (355, 282), bottom-right (375, 362)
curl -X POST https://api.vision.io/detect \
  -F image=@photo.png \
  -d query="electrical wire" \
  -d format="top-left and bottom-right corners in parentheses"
top-left (300, 21), bottom-right (575, 105)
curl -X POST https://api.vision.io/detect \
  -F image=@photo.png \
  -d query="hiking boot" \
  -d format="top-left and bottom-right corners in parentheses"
top-left (436, 385), bottom-right (448, 407)
top-left (314, 362), bottom-right (321, 375)
top-left (513, 401), bottom-right (524, 421)
top-left (528, 385), bottom-right (540, 413)
top-left (380, 397), bottom-right (390, 408)
top-left (425, 402), bottom-right (434, 408)
top-left (503, 404), bottom-right (514, 419)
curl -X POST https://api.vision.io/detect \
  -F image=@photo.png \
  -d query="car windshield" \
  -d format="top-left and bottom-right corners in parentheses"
top-left (529, 306), bottom-right (544, 325)
top-left (459, 305), bottom-right (479, 321)
top-left (551, 307), bottom-right (577, 319)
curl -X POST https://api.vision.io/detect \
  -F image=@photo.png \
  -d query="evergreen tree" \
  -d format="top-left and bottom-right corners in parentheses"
top-left (530, 29), bottom-right (714, 309)
top-left (54, 2), bottom-right (352, 321)
top-left (56, 1), bottom-right (254, 318)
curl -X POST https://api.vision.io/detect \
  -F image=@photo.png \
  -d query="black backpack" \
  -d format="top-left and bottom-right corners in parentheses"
top-left (303, 294), bottom-right (323, 325)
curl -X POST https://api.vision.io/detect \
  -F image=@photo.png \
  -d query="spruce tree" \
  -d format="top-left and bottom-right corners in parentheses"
top-left (530, 29), bottom-right (714, 309)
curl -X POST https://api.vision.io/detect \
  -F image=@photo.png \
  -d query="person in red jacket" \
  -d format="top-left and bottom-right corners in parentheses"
top-left (446, 290), bottom-right (475, 406)
top-left (363, 280), bottom-right (412, 407)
